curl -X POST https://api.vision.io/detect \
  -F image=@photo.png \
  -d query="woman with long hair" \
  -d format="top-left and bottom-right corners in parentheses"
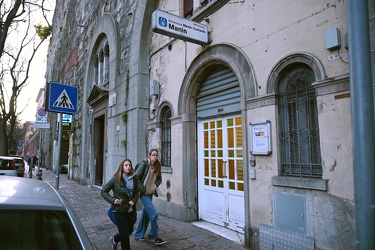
top-left (133, 149), bottom-right (166, 246)
top-left (101, 159), bottom-right (139, 250)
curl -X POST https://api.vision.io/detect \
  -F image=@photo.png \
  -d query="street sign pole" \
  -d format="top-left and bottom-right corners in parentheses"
top-left (45, 82), bottom-right (78, 190)
top-left (37, 130), bottom-right (42, 180)
top-left (56, 112), bottom-right (62, 189)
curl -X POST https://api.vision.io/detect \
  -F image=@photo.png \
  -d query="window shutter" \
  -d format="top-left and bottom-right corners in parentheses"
top-left (197, 66), bottom-right (240, 118)
top-left (184, 0), bottom-right (194, 17)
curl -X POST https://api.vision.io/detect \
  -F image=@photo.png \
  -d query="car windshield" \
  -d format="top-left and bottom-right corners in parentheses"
top-left (0, 209), bottom-right (83, 250)
top-left (13, 159), bottom-right (23, 164)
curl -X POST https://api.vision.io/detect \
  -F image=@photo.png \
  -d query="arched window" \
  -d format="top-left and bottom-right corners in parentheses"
top-left (91, 37), bottom-right (109, 87)
top-left (161, 106), bottom-right (171, 168)
top-left (278, 63), bottom-right (322, 177)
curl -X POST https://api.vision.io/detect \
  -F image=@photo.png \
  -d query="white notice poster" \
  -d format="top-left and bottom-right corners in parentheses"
top-left (250, 120), bottom-right (272, 155)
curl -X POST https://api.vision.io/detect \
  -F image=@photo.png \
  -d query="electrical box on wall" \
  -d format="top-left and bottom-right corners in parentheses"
top-left (325, 27), bottom-right (341, 50)
top-left (150, 80), bottom-right (159, 96)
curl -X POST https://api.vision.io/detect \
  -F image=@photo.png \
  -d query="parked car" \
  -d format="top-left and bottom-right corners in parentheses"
top-left (0, 156), bottom-right (17, 177)
top-left (10, 156), bottom-right (25, 177)
top-left (0, 176), bottom-right (93, 250)
top-left (60, 164), bottom-right (68, 174)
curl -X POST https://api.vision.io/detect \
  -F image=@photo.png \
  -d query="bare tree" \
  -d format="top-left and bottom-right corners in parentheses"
top-left (0, 0), bottom-right (52, 155)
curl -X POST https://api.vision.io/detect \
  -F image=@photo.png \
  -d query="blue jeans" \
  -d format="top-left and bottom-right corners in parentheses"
top-left (134, 194), bottom-right (159, 239)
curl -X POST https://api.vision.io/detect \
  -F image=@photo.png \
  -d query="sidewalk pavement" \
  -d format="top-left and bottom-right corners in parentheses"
top-left (32, 168), bottom-right (246, 250)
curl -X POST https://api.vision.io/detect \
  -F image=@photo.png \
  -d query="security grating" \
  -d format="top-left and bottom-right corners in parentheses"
top-left (259, 224), bottom-right (314, 250)
top-left (278, 64), bottom-right (322, 177)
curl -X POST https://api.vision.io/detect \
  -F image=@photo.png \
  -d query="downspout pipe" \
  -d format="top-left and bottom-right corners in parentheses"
top-left (346, 0), bottom-right (375, 249)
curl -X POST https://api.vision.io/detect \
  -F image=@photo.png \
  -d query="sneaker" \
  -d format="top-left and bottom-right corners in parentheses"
top-left (110, 236), bottom-right (118, 250)
top-left (154, 238), bottom-right (166, 246)
top-left (135, 237), bottom-right (145, 241)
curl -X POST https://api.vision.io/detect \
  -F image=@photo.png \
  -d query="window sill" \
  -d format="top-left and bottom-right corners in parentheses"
top-left (161, 166), bottom-right (172, 174)
top-left (191, 0), bottom-right (230, 22)
top-left (272, 176), bottom-right (328, 191)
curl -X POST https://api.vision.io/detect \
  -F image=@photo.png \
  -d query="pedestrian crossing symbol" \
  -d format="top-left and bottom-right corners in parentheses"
top-left (46, 81), bottom-right (78, 114)
top-left (53, 89), bottom-right (74, 109)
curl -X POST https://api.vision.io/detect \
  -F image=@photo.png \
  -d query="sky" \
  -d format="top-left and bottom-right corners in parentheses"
top-left (11, 1), bottom-right (55, 123)
top-left (18, 43), bottom-right (49, 123)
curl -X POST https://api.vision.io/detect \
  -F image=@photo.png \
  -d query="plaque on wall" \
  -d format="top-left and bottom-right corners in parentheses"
top-left (249, 120), bottom-right (272, 155)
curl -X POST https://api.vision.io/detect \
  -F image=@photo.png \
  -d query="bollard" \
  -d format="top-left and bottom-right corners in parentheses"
top-left (37, 169), bottom-right (43, 180)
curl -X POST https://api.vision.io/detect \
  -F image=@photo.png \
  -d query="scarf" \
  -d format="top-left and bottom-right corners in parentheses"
top-left (144, 167), bottom-right (157, 195)
top-left (122, 173), bottom-right (135, 198)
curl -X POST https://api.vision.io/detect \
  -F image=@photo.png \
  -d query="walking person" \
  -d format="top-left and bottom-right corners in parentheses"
top-left (133, 149), bottom-right (167, 246)
top-left (101, 159), bottom-right (139, 250)
top-left (27, 155), bottom-right (38, 173)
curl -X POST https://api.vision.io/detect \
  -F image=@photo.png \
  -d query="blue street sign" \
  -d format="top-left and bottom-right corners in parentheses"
top-left (47, 82), bottom-right (78, 114)
top-left (62, 114), bottom-right (72, 123)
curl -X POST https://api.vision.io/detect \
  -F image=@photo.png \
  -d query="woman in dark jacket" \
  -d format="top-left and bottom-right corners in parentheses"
top-left (101, 159), bottom-right (139, 250)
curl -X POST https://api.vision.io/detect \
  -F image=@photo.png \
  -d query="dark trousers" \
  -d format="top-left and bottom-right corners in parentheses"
top-left (113, 211), bottom-right (136, 250)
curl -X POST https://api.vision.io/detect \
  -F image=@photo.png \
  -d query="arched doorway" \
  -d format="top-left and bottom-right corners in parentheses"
top-left (196, 65), bottom-right (245, 231)
top-left (178, 44), bottom-right (257, 243)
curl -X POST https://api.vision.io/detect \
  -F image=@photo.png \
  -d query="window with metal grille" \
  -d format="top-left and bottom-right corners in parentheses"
top-left (184, 0), bottom-right (194, 18)
top-left (278, 63), bottom-right (322, 177)
top-left (161, 107), bottom-right (171, 167)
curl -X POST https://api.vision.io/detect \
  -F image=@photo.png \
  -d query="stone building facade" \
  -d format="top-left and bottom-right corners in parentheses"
top-left (43, 0), bottom-right (153, 183)
top-left (43, 0), bottom-right (365, 249)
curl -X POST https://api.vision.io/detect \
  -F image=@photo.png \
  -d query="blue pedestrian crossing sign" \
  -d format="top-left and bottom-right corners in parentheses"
top-left (46, 81), bottom-right (78, 114)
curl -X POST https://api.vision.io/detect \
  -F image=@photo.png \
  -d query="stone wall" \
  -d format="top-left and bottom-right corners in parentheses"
top-left (45, 0), bottom-right (139, 180)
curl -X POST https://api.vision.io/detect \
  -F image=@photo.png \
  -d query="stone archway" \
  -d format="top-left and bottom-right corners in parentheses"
top-left (81, 13), bottom-right (119, 185)
top-left (177, 43), bottom-right (257, 227)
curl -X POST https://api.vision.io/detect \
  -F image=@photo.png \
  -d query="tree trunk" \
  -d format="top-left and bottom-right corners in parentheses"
top-left (8, 115), bottom-right (16, 154)
top-left (0, 119), bottom-right (9, 155)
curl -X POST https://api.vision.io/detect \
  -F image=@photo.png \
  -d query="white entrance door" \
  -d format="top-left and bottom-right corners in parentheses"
top-left (198, 116), bottom-right (245, 232)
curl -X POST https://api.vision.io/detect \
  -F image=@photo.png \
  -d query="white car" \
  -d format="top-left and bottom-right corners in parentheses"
top-left (0, 156), bottom-right (17, 177)
top-left (0, 176), bottom-right (93, 249)
top-left (10, 156), bottom-right (25, 177)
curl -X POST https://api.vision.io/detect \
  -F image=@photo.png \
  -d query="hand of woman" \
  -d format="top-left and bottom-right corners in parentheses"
top-left (114, 198), bottom-right (122, 205)
top-left (129, 200), bottom-right (134, 206)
